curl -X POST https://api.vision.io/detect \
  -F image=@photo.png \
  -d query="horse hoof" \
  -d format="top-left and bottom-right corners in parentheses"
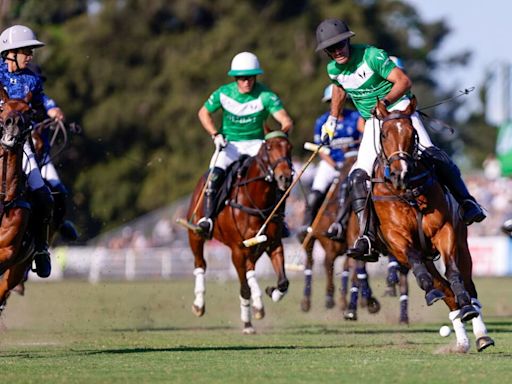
top-left (325, 295), bottom-right (335, 309)
top-left (265, 287), bottom-right (274, 297)
top-left (344, 309), bottom-right (357, 321)
top-left (425, 289), bottom-right (445, 306)
top-left (191, 304), bottom-right (205, 317)
top-left (476, 336), bottom-right (495, 352)
top-left (301, 297), bottom-right (311, 312)
top-left (399, 317), bottom-right (409, 325)
top-left (459, 305), bottom-right (479, 322)
top-left (367, 297), bottom-right (381, 314)
top-left (243, 323), bottom-right (256, 335)
top-left (253, 306), bottom-right (265, 320)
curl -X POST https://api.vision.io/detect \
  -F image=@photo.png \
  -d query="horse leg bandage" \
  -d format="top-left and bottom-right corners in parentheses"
top-left (193, 268), bottom-right (205, 308)
top-left (449, 310), bottom-right (470, 352)
top-left (240, 296), bottom-right (251, 323)
top-left (246, 270), bottom-right (263, 310)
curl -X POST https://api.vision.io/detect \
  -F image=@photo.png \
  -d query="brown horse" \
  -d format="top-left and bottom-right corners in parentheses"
top-left (372, 98), bottom-right (493, 352)
top-left (0, 89), bottom-right (37, 313)
top-left (300, 155), bottom-right (380, 319)
top-left (187, 129), bottom-right (293, 334)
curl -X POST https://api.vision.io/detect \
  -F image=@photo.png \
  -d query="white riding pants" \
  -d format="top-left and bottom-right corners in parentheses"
top-left (351, 99), bottom-right (433, 175)
top-left (40, 153), bottom-right (62, 187)
top-left (209, 140), bottom-right (263, 170)
top-left (312, 159), bottom-right (339, 193)
top-left (22, 141), bottom-right (45, 191)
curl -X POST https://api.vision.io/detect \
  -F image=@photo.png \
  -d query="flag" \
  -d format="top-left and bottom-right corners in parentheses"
top-left (496, 121), bottom-right (512, 176)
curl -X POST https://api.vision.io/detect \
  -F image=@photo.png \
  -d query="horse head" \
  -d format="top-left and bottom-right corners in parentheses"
top-left (376, 97), bottom-right (418, 190)
top-left (0, 90), bottom-right (33, 150)
top-left (258, 128), bottom-right (293, 191)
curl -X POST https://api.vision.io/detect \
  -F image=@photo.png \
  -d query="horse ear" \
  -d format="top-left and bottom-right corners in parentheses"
top-left (375, 98), bottom-right (389, 119)
top-left (24, 91), bottom-right (32, 104)
top-left (0, 87), bottom-right (9, 103)
top-left (404, 96), bottom-right (417, 115)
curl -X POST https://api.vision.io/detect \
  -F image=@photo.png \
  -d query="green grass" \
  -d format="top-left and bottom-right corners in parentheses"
top-left (0, 276), bottom-right (511, 383)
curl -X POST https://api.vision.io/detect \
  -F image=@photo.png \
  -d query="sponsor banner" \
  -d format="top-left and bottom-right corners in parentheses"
top-left (467, 236), bottom-right (510, 276)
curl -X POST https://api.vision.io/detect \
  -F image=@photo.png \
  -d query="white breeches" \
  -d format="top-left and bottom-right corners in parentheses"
top-left (312, 160), bottom-right (339, 193)
top-left (351, 99), bottom-right (433, 175)
top-left (209, 140), bottom-right (263, 170)
top-left (40, 153), bottom-right (61, 187)
top-left (22, 141), bottom-right (45, 191)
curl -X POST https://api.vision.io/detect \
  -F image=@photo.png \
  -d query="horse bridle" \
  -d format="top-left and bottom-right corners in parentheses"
top-left (0, 110), bottom-right (33, 149)
top-left (378, 112), bottom-right (419, 179)
top-left (257, 139), bottom-right (293, 183)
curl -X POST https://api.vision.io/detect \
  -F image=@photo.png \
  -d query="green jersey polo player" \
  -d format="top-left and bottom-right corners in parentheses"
top-left (315, 18), bottom-right (485, 261)
top-left (196, 51), bottom-right (293, 239)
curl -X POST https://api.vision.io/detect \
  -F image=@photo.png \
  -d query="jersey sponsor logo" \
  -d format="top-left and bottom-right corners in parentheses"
top-left (220, 93), bottom-right (264, 116)
top-left (330, 62), bottom-right (374, 90)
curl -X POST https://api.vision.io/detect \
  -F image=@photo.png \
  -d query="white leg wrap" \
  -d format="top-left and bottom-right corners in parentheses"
top-left (240, 296), bottom-right (251, 323)
top-left (341, 270), bottom-right (350, 277)
top-left (399, 294), bottom-right (408, 302)
top-left (304, 269), bottom-right (313, 276)
top-left (357, 273), bottom-right (367, 280)
top-left (271, 289), bottom-right (285, 302)
top-left (246, 270), bottom-right (263, 310)
top-left (193, 268), bottom-right (205, 308)
top-left (388, 261), bottom-right (399, 269)
top-left (449, 310), bottom-right (470, 352)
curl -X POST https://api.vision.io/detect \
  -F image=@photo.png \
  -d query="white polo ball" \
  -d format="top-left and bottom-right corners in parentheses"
top-left (439, 325), bottom-right (451, 337)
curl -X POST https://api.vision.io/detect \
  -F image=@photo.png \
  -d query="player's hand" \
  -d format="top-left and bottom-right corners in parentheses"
top-left (321, 115), bottom-right (337, 144)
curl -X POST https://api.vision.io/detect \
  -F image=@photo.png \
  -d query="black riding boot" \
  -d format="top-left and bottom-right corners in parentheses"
top-left (31, 186), bottom-right (54, 278)
top-left (297, 190), bottom-right (324, 242)
top-left (346, 169), bottom-right (379, 262)
top-left (197, 167), bottom-right (225, 239)
top-left (422, 147), bottom-right (485, 225)
top-left (326, 178), bottom-right (350, 242)
top-left (52, 183), bottom-right (79, 241)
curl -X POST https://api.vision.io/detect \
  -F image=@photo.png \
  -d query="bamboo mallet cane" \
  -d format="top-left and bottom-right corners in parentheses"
top-left (242, 143), bottom-right (324, 247)
top-left (176, 147), bottom-right (222, 231)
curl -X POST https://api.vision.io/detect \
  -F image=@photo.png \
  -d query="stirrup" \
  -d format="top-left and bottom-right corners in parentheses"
top-left (197, 217), bottom-right (213, 239)
top-left (347, 236), bottom-right (379, 262)
top-left (325, 222), bottom-right (344, 242)
top-left (60, 220), bottom-right (79, 241)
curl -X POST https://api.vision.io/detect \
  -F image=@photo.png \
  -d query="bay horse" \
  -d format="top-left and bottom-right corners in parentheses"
top-left (372, 98), bottom-right (493, 351)
top-left (187, 129), bottom-right (292, 334)
top-left (0, 88), bottom-right (37, 313)
top-left (300, 154), bottom-right (381, 320)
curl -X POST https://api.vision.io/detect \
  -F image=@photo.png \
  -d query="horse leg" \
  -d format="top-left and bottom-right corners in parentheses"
top-left (231, 251), bottom-right (255, 334)
top-left (456, 235), bottom-right (494, 351)
top-left (301, 239), bottom-right (314, 312)
top-left (398, 269), bottom-right (409, 325)
top-left (339, 257), bottom-right (350, 311)
top-left (265, 243), bottom-right (289, 302)
top-left (355, 261), bottom-right (381, 314)
top-left (407, 249), bottom-right (445, 306)
top-left (448, 309), bottom-right (471, 353)
top-left (246, 270), bottom-right (265, 320)
top-left (324, 249), bottom-right (336, 309)
top-left (344, 267), bottom-right (358, 321)
top-left (0, 260), bottom-right (31, 316)
top-left (384, 255), bottom-right (399, 297)
top-left (189, 235), bottom-right (207, 317)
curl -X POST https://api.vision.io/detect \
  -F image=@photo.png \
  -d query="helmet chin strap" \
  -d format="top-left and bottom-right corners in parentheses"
top-left (5, 53), bottom-right (22, 72)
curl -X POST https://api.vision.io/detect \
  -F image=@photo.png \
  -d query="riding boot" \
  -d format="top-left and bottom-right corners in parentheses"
top-left (297, 190), bottom-right (324, 242)
top-left (52, 183), bottom-right (79, 241)
top-left (326, 178), bottom-right (350, 242)
top-left (31, 185), bottom-right (54, 278)
top-left (422, 146), bottom-right (485, 225)
top-left (197, 167), bottom-right (225, 239)
top-left (346, 169), bottom-right (379, 262)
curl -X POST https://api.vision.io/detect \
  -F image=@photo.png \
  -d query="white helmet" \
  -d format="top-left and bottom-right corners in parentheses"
top-left (322, 84), bottom-right (333, 102)
top-left (389, 55), bottom-right (404, 69)
top-left (227, 52), bottom-right (263, 77)
top-left (0, 25), bottom-right (44, 55)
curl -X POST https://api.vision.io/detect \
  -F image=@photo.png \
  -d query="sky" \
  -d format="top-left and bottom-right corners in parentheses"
top-left (403, 0), bottom-right (512, 124)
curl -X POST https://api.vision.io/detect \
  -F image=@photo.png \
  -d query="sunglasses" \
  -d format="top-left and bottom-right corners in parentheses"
top-left (17, 47), bottom-right (34, 56)
top-left (235, 76), bottom-right (256, 82)
top-left (325, 40), bottom-right (348, 53)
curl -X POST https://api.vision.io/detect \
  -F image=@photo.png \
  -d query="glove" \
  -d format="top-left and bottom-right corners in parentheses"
top-left (320, 115), bottom-right (337, 144)
top-left (212, 133), bottom-right (227, 150)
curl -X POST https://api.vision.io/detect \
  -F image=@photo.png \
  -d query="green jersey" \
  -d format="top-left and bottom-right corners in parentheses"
top-left (326, 44), bottom-right (410, 119)
top-left (204, 82), bottom-right (284, 141)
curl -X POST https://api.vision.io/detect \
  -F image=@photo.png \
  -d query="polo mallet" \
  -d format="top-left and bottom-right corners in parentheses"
top-left (301, 176), bottom-right (340, 248)
top-left (176, 146), bottom-right (222, 231)
top-left (242, 142), bottom-right (323, 247)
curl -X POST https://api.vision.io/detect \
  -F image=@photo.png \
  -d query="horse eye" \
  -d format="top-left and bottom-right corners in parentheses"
top-left (381, 132), bottom-right (386, 139)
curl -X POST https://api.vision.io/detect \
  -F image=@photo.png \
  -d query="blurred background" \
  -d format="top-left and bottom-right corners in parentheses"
top-left (1, 0), bottom-right (511, 280)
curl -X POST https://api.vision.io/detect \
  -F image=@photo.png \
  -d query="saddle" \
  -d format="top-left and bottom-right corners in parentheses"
top-left (213, 155), bottom-right (252, 216)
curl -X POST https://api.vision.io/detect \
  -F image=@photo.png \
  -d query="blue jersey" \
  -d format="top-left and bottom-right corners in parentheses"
top-left (0, 62), bottom-right (57, 112)
top-left (314, 109), bottom-right (361, 163)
